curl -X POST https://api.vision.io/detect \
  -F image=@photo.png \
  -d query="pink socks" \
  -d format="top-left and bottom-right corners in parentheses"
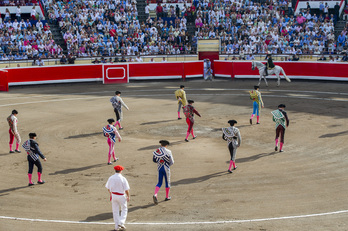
top-left (28, 173), bottom-right (33, 184)
top-left (154, 186), bottom-right (160, 196)
top-left (232, 161), bottom-right (236, 169)
top-left (228, 160), bottom-right (233, 171)
top-left (115, 121), bottom-right (122, 129)
top-left (38, 172), bottom-right (42, 182)
top-left (257, 116), bottom-right (260, 123)
top-left (185, 132), bottom-right (190, 140)
top-left (250, 114), bottom-right (254, 119)
top-left (165, 187), bottom-right (170, 198)
top-left (275, 138), bottom-right (279, 147)
top-left (177, 111), bottom-right (181, 118)
top-left (280, 142), bottom-right (284, 151)
top-left (9, 144), bottom-right (13, 151)
top-left (190, 129), bottom-right (195, 137)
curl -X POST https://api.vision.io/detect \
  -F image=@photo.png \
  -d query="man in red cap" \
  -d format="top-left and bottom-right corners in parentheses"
top-left (105, 165), bottom-right (130, 231)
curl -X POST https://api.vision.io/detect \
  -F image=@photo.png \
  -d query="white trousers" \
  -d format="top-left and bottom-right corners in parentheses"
top-left (111, 194), bottom-right (128, 229)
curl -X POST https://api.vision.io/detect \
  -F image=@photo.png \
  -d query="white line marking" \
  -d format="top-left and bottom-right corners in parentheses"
top-left (0, 92), bottom-right (347, 108)
top-left (1, 210), bottom-right (347, 225)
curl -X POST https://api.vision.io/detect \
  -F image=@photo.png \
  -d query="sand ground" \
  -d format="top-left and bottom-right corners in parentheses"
top-left (0, 79), bottom-right (347, 231)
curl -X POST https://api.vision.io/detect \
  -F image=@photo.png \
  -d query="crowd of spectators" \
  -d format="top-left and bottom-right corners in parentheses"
top-left (42, 0), bottom-right (196, 57)
top-left (1, 0), bottom-right (348, 62)
top-left (194, 0), bottom-right (346, 56)
top-left (0, 15), bottom-right (63, 61)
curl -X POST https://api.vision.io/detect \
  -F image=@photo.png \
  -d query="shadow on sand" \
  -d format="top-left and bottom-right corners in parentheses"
top-left (0, 185), bottom-right (29, 195)
top-left (319, 130), bottom-right (348, 138)
top-left (49, 163), bottom-right (105, 175)
top-left (64, 132), bottom-right (101, 139)
top-left (171, 171), bottom-right (227, 186)
top-left (236, 152), bottom-right (278, 163)
top-left (137, 140), bottom-right (184, 151)
top-left (140, 119), bottom-right (177, 125)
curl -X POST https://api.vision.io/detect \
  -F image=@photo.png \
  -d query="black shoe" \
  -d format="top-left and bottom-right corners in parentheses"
top-left (275, 146), bottom-right (278, 151)
top-left (233, 166), bottom-right (238, 170)
top-left (107, 162), bottom-right (112, 165)
top-left (256, 122), bottom-right (260, 124)
top-left (37, 181), bottom-right (45, 184)
top-left (28, 183), bottom-right (34, 186)
top-left (165, 197), bottom-right (171, 201)
top-left (153, 195), bottom-right (158, 205)
top-left (228, 170), bottom-right (233, 173)
top-left (185, 139), bottom-right (189, 142)
top-left (250, 119), bottom-right (252, 125)
top-left (114, 158), bottom-right (119, 162)
top-left (279, 150), bottom-right (284, 152)
top-left (119, 127), bottom-right (124, 130)
top-left (15, 149), bottom-right (21, 153)
top-left (9, 150), bottom-right (15, 153)
top-left (178, 117), bottom-right (182, 120)
top-left (193, 136), bottom-right (197, 139)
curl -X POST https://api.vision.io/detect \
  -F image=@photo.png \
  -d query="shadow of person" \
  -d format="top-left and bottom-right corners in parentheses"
top-left (0, 185), bottom-right (29, 195)
top-left (319, 130), bottom-right (348, 138)
top-left (128, 203), bottom-right (157, 213)
top-left (137, 140), bottom-right (184, 151)
top-left (140, 119), bottom-right (177, 125)
top-left (171, 171), bottom-right (227, 186)
top-left (236, 152), bottom-right (277, 163)
top-left (0, 152), bottom-right (16, 157)
top-left (49, 163), bottom-right (105, 175)
top-left (64, 132), bottom-right (102, 139)
top-left (81, 212), bottom-right (113, 222)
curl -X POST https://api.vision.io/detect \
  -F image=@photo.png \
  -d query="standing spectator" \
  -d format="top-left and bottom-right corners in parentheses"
top-left (16, 5), bottom-right (21, 21)
top-left (4, 8), bottom-right (11, 22)
top-left (145, 4), bottom-right (150, 19)
top-left (105, 165), bottom-right (130, 231)
top-left (31, 6), bottom-right (37, 20)
top-left (156, 3), bottom-right (163, 19)
top-left (334, 2), bottom-right (340, 20)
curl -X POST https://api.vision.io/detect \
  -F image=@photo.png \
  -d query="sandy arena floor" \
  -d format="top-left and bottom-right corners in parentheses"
top-left (0, 79), bottom-right (347, 231)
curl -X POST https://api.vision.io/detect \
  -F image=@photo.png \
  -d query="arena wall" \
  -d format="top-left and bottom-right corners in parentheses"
top-left (1, 61), bottom-right (348, 91)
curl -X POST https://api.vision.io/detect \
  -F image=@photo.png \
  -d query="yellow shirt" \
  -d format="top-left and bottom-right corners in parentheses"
top-left (174, 89), bottom-right (187, 106)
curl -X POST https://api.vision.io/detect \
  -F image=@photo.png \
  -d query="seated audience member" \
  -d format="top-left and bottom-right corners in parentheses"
top-left (60, 55), bottom-right (67, 64)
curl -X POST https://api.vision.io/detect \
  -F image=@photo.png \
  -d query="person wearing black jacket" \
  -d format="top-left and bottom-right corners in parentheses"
top-left (22, 133), bottom-right (47, 186)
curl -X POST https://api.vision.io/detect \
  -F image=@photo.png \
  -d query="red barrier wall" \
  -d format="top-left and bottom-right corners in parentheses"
top-left (0, 70), bottom-right (9, 91)
top-left (7, 65), bottom-right (103, 86)
top-left (2, 61), bottom-right (348, 91)
top-left (214, 61), bottom-right (348, 81)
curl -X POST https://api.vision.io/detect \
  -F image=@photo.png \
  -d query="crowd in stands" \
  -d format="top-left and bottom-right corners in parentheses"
top-left (42, 0), bottom-right (195, 57)
top-left (194, 0), bottom-right (346, 56)
top-left (0, 15), bottom-right (63, 61)
top-left (2, 0), bottom-right (348, 62)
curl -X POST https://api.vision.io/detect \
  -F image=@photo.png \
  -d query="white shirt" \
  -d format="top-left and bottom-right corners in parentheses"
top-left (105, 173), bottom-right (130, 194)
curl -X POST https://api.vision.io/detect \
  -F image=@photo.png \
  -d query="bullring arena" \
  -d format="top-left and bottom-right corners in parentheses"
top-left (1, 70), bottom-right (348, 231)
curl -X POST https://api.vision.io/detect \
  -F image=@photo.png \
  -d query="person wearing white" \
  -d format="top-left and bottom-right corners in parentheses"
top-left (106, 165), bottom-right (130, 231)
top-left (135, 55), bottom-right (143, 62)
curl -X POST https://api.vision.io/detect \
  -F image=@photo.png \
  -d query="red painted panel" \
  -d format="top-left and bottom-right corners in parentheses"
top-left (0, 70), bottom-right (9, 91)
top-left (129, 62), bottom-right (184, 78)
top-left (183, 61), bottom-right (204, 78)
top-left (103, 64), bottom-right (128, 84)
top-left (7, 65), bottom-right (102, 83)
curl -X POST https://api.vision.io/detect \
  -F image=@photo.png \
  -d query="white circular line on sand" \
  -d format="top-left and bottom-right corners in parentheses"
top-left (1, 210), bottom-right (348, 225)
top-left (1, 87), bottom-right (347, 226)
top-left (0, 92), bottom-right (347, 108)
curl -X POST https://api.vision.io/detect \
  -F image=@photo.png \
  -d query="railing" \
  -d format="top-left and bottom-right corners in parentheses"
top-left (1, 54), bottom-right (347, 69)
